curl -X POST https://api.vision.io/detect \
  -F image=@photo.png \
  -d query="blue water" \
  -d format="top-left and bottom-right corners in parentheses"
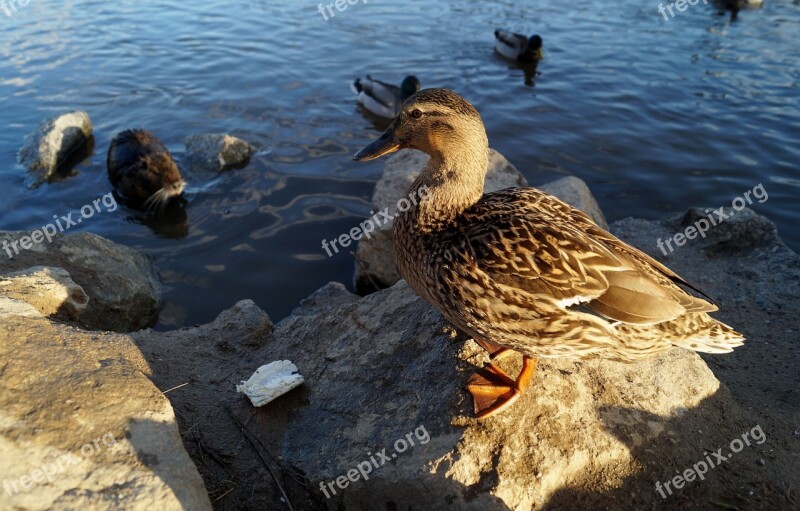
top-left (1, 0), bottom-right (798, 328)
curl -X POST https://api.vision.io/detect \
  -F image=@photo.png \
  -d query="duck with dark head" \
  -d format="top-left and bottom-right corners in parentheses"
top-left (107, 129), bottom-right (186, 214)
top-left (494, 30), bottom-right (543, 64)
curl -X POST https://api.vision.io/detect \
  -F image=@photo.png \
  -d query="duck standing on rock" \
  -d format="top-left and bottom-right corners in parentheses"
top-left (494, 29), bottom-right (543, 63)
top-left (354, 89), bottom-right (745, 419)
top-left (351, 75), bottom-right (421, 119)
top-left (107, 129), bottom-right (187, 213)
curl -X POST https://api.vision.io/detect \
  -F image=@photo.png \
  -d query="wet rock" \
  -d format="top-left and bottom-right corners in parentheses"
top-left (184, 133), bottom-right (255, 172)
top-left (0, 306), bottom-right (211, 511)
top-left (354, 149), bottom-right (608, 293)
top-left (0, 266), bottom-right (88, 322)
top-left (0, 231), bottom-right (160, 332)
top-left (268, 210), bottom-right (798, 510)
top-left (18, 111), bottom-right (93, 183)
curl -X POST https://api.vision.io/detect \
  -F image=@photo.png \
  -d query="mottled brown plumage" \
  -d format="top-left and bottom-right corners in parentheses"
top-left (354, 88), bottom-right (744, 417)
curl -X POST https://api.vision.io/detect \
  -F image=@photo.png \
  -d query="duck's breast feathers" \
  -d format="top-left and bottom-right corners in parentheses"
top-left (444, 188), bottom-right (716, 326)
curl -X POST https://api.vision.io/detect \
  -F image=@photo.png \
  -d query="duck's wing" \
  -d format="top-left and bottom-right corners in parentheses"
top-left (451, 189), bottom-right (714, 326)
top-left (493, 29), bottom-right (526, 52)
top-left (537, 191), bottom-right (718, 308)
top-left (359, 75), bottom-right (400, 108)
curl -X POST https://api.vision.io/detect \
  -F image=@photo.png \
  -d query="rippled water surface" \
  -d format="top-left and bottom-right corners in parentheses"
top-left (1, 0), bottom-right (798, 328)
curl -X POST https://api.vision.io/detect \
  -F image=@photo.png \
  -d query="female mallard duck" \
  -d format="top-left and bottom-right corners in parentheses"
top-left (494, 30), bottom-right (543, 63)
top-left (354, 89), bottom-right (745, 419)
top-left (351, 75), bottom-right (421, 119)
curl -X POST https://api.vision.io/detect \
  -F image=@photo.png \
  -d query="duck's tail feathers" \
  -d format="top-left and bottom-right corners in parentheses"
top-left (668, 316), bottom-right (746, 354)
top-left (351, 78), bottom-right (363, 95)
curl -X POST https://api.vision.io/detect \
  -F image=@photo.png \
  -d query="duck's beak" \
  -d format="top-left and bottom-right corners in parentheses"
top-left (353, 128), bottom-right (401, 162)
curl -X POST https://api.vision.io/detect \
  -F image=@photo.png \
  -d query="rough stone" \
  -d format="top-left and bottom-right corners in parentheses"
top-left (0, 231), bottom-right (161, 332)
top-left (0, 303), bottom-right (211, 511)
top-left (18, 111), bottom-right (93, 183)
top-left (184, 133), bottom-right (255, 172)
top-left (0, 266), bottom-right (88, 322)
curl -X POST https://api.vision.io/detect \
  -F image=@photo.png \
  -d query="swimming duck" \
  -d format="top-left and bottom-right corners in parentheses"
top-left (717, 0), bottom-right (763, 17)
top-left (494, 30), bottom-right (543, 63)
top-left (107, 129), bottom-right (186, 213)
top-left (354, 89), bottom-right (744, 419)
top-left (351, 75), bottom-right (421, 119)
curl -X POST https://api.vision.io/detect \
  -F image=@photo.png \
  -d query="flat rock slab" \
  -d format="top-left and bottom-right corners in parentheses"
top-left (0, 304), bottom-right (211, 511)
top-left (0, 231), bottom-right (161, 332)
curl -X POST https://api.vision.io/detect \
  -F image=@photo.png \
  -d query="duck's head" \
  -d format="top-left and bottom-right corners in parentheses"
top-left (527, 35), bottom-right (543, 60)
top-left (353, 88), bottom-right (488, 164)
top-left (400, 75), bottom-right (421, 101)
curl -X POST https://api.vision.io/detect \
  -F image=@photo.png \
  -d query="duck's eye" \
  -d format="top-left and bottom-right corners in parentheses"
top-left (409, 109), bottom-right (423, 119)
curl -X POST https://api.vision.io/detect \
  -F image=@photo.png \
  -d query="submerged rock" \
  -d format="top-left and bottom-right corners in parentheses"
top-left (0, 231), bottom-right (161, 332)
top-left (18, 111), bottom-right (93, 183)
top-left (184, 133), bottom-right (255, 172)
top-left (354, 149), bottom-right (608, 293)
top-left (0, 303), bottom-right (211, 511)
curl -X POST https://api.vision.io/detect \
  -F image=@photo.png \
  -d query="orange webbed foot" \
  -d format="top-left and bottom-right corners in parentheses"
top-left (466, 356), bottom-right (538, 419)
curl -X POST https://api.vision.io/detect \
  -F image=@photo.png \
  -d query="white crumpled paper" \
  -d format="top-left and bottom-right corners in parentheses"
top-left (236, 360), bottom-right (304, 407)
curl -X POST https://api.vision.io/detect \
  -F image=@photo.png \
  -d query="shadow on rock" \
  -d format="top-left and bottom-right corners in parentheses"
top-left (543, 389), bottom-right (797, 510)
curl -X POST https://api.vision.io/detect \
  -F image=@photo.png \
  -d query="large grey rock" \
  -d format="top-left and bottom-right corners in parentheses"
top-left (268, 208), bottom-right (798, 510)
top-left (0, 301), bottom-right (211, 511)
top-left (0, 231), bottom-right (160, 332)
top-left (18, 111), bottom-right (93, 183)
top-left (354, 149), bottom-right (608, 293)
top-left (0, 266), bottom-right (88, 322)
top-left (184, 133), bottom-right (255, 172)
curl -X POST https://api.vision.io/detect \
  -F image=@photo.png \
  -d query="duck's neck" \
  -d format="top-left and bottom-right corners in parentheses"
top-left (406, 141), bottom-right (489, 231)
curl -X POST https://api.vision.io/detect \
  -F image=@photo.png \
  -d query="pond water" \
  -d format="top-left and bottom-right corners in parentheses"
top-left (1, 0), bottom-right (797, 328)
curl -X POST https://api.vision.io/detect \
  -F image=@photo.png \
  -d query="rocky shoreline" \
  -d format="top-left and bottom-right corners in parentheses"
top-left (1, 150), bottom-right (798, 510)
